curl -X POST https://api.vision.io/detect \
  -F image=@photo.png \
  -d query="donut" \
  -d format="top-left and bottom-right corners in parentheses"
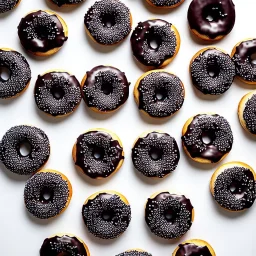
top-left (181, 114), bottom-right (233, 164)
top-left (0, 125), bottom-right (50, 175)
top-left (145, 192), bottom-right (194, 239)
top-left (210, 162), bottom-right (256, 212)
top-left (187, 0), bottom-right (236, 41)
top-left (24, 169), bottom-right (72, 219)
top-left (34, 70), bottom-right (82, 117)
top-left (145, 0), bottom-right (185, 9)
top-left (190, 47), bottom-right (236, 95)
top-left (131, 19), bottom-right (180, 68)
top-left (238, 91), bottom-right (256, 135)
top-left (82, 190), bottom-right (131, 239)
top-left (84, 0), bottom-right (132, 45)
top-left (40, 233), bottom-right (90, 256)
top-left (72, 128), bottom-right (124, 179)
top-left (231, 39), bottom-right (256, 84)
top-left (81, 66), bottom-right (130, 113)
top-left (116, 249), bottom-right (152, 256)
top-left (0, 0), bottom-right (21, 13)
top-left (172, 239), bottom-right (216, 256)
top-left (132, 131), bottom-right (180, 178)
top-left (50, 0), bottom-right (84, 7)
top-left (0, 48), bottom-right (31, 99)
top-left (134, 70), bottom-right (185, 118)
top-left (18, 10), bottom-right (68, 56)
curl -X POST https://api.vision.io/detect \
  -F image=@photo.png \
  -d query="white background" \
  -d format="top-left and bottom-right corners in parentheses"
top-left (0, 0), bottom-right (255, 255)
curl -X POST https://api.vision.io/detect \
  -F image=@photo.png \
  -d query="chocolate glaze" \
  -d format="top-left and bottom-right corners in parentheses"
top-left (148, 0), bottom-right (184, 8)
top-left (182, 114), bottom-right (233, 163)
top-left (243, 93), bottom-right (256, 134)
top-left (18, 10), bottom-right (68, 53)
top-left (40, 235), bottom-right (88, 256)
top-left (51, 0), bottom-right (84, 7)
top-left (75, 130), bottom-right (124, 178)
top-left (175, 243), bottom-right (212, 256)
top-left (116, 250), bottom-right (152, 256)
top-left (0, 0), bottom-right (19, 13)
top-left (188, 0), bottom-right (235, 39)
top-left (82, 65), bottom-right (130, 112)
top-left (131, 19), bottom-right (178, 67)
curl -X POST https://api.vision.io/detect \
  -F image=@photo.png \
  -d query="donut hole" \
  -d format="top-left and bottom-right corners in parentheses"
top-left (100, 13), bottom-right (116, 28)
top-left (250, 53), bottom-right (256, 65)
top-left (92, 146), bottom-right (105, 160)
top-left (51, 86), bottom-right (65, 100)
top-left (229, 181), bottom-right (245, 199)
top-left (164, 208), bottom-right (176, 223)
top-left (201, 130), bottom-right (216, 145)
top-left (35, 26), bottom-right (49, 39)
top-left (149, 147), bottom-right (163, 161)
top-left (148, 33), bottom-right (162, 50)
top-left (0, 66), bottom-right (11, 82)
top-left (102, 210), bottom-right (114, 221)
top-left (18, 140), bottom-right (32, 157)
top-left (101, 82), bottom-right (113, 95)
top-left (207, 63), bottom-right (220, 78)
top-left (40, 187), bottom-right (54, 203)
top-left (155, 88), bottom-right (167, 101)
top-left (203, 4), bottom-right (224, 22)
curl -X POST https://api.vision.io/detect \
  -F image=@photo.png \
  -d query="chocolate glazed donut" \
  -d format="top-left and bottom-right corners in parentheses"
top-left (188, 0), bottom-right (236, 40)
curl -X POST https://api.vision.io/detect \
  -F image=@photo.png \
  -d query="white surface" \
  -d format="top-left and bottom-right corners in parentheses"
top-left (0, 0), bottom-right (255, 255)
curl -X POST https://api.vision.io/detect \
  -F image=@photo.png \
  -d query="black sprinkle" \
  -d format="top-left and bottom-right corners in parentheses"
top-left (116, 250), bottom-right (152, 256)
top-left (214, 166), bottom-right (256, 211)
top-left (132, 132), bottom-right (180, 178)
top-left (0, 125), bottom-right (50, 175)
top-left (137, 71), bottom-right (184, 117)
top-left (51, 0), bottom-right (83, 7)
top-left (24, 171), bottom-right (70, 219)
top-left (84, 0), bottom-right (131, 45)
top-left (243, 94), bottom-right (256, 134)
top-left (0, 0), bottom-right (19, 13)
top-left (82, 193), bottom-right (131, 239)
top-left (148, 0), bottom-right (183, 7)
top-left (0, 49), bottom-right (31, 99)
top-left (191, 48), bottom-right (235, 95)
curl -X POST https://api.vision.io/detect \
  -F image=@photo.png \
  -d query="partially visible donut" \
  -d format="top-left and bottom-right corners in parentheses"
top-left (50, 0), bottom-right (84, 7)
top-left (116, 249), bottom-right (152, 256)
top-left (0, 0), bottom-right (21, 13)
top-left (146, 0), bottom-right (185, 9)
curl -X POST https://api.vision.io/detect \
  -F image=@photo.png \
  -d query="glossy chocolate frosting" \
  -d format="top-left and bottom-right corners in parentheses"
top-left (18, 10), bottom-right (67, 53)
top-left (40, 235), bottom-right (88, 256)
top-left (51, 0), bottom-right (84, 6)
top-left (0, 0), bottom-right (19, 13)
top-left (175, 243), bottom-right (212, 256)
top-left (148, 0), bottom-right (183, 7)
top-left (188, 0), bottom-right (235, 39)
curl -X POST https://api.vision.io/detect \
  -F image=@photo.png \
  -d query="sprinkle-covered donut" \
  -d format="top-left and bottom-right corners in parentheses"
top-left (134, 70), bottom-right (185, 118)
top-left (238, 91), bottom-right (256, 135)
top-left (132, 131), bottom-right (180, 178)
top-left (84, 0), bottom-right (132, 45)
top-left (145, 192), bottom-right (194, 239)
top-left (231, 39), bottom-right (256, 84)
top-left (116, 250), bottom-right (152, 256)
top-left (0, 48), bottom-right (31, 99)
top-left (0, 0), bottom-right (20, 13)
top-left (50, 0), bottom-right (84, 7)
top-left (182, 114), bottom-right (233, 164)
top-left (72, 129), bottom-right (124, 179)
top-left (24, 170), bottom-right (72, 219)
top-left (210, 162), bottom-right (256, 212)
top-left (40, 234), bottom-right (90, 256)
top-left (173, 239), bottom-right (216, 256)
top-left (131, 19), bottom-right (180, 68)
top-left (190, 47), bottom-right (235, 95)
top-left (146, 0), bottom-right (185, 9)
top-left (82, 191), bottom-right (131, 239)
top-left (81, 66), bottom-right (130, 113)
top-left (0, 125), bottom-right (50, 175)
top-left (34, 71), bottom-right (82, 117)
top-left (18, 10), bottom-right (68, 56)
top-left (187, 0), bottom-right (236, 41)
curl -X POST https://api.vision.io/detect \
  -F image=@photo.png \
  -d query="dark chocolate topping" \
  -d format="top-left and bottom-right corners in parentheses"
top-left (243, 93), bottom-right (256, 134)
top-left (84, 0), bottom-right (131, 45)
top-left (116, 250), bottom-right (152, 256)
top-left (182, 114), bottom-right (233, 163)
top-left (137, 71), bottom-right (184, 117)
top-left (75, 130), bottom-right (124, 179)
top-left (190, 48), bottom-right (235, 95)
top-left (0, 49), bottom-right (31, 99)
top-left (34, 71), bottom-right (81, 117)
top-left (51, 0), bottom-right (83, 7)
top-left (24, 171), bottom-right (71, 219)
top-left (0, 0), bottom-right (19, 13)
top-left (187, 0), bottom-right (235, 39)
top-left (82, 192), bottom-right (131, 239)
top-left (148, 0), bottom-right (183, 7)
top-left (131, 19), bottom-right (178, 67)
top-left (132, 132), bottom-right (180, 178)
top-left (175, 243), bottom-right (212, 256)
top-left (18, 10), bottom-right (68, 53)
top-left (232, 39), bottom-right (256, 82)
top-left (40, 235), bottom-right (88, 256)
top-left (213, 166), bottom-right (256, 211)
top-left (145, 192), bottom-right (193, 239)
top-left (82, 65), bottom-right (130, 112)
top-left (0, 125), bottom-right (50, 175)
